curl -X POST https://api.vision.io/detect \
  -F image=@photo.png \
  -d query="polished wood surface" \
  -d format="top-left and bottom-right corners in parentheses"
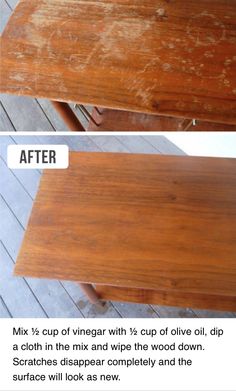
top-left (1, 0), bottom-right (236, 125)
top-left (96, 286), bottom-right (236, 312)
top-left (15, 152), bottom-right (236, 311)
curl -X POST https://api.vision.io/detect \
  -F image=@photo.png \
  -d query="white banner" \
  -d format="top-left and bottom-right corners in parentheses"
top-left (7, 145), bottom-right (69, 169)
top-left (0, 319), bottom-right (235, 390)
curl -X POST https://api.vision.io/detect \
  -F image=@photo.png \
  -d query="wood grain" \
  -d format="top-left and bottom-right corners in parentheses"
top-left (95, 286), bottom-right (236, 312)
top-left (1, 0), bottom-right (236, 125)
top-left (88, 109), bottom-right (236, 131)
top-left (15, 152), bottom-right (236, 312)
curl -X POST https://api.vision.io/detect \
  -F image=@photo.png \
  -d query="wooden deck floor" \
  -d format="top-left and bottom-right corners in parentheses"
top-left (0, 134), bottom-right (235, 318)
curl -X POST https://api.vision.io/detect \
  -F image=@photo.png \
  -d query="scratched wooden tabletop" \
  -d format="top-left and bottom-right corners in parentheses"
top-left (1, 0), bottom-right (236, 124)
top-left (15, 152), bottom-right (236, 301)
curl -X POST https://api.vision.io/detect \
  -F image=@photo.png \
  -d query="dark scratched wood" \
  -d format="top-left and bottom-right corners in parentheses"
top-left (0, 0), bottom-right (236, 124)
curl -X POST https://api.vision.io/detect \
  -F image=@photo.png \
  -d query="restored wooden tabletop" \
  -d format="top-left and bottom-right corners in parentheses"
top-left (1, 0), bottom-right (236, 124)
top-left (15, 152), bottom-right (236, 299)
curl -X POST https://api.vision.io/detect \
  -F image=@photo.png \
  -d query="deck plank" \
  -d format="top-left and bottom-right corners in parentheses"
top-left (0, 242), bottom-right (47, 317)
top-left (0, 102), bottom-right (15, 131)
top-left (62, 281), bottom-right (121, 318)
top-left (0, 0), bottom-right (11, 33)
top-left (152, 305), bottom-right (197, 318)
top-left (116, 136), bottom-right (159, 154)
top-left (192, 309), bottom-right (236, 318)
top-left (113, 302), bottom-right (159, 318)
top-left (0, 191), bottom-right (83, 318)
top-left (25, 277), bottom-right (84, 318)
top-left (5, 0), bottom-right (18, 9)
top-left (37, 99), bottom-right (68, 132)
top-left (91, 136), bottom-right (130, 153)
top-left (0, 95), bottom-right (55, 132)
top-left (37, 100), bottom-right (89, 132)
top-left (0, 158), bottom-right (33, 227)
top-left (0, 195), bottom-right (25, 260)
top-left (0, 296), bottom-right (12, 318)
top-left (144, 136), bottom-right (187, 155)
top-left (0, 136), bottom-right (41, 198)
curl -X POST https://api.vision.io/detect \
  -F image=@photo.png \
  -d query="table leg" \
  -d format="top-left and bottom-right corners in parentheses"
top-left (79, 283), bottom-right (102, 304)
top-left (182, 119), bottom-right (195, 131)
top-left (51, 101), bottom-right (85, 131)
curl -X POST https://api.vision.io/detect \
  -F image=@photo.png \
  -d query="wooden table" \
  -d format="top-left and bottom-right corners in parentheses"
top-left (1, 0), bottom-right (236, 130)
top-left (15, 152), bottom-right (236, 312)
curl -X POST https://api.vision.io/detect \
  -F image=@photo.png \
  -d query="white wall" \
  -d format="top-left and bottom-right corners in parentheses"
top-left (163, 132), bottom-right (236, 158)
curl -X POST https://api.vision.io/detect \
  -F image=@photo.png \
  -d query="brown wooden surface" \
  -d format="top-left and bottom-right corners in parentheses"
top-left (96, 286), bottom-right (236, 312)
top-left (88, 109), bottom-right (236, 131)
top-left (88, 108), bottom-right (186, 131)
top-left (1, 0), bottom-right (236, 125)
top-left (15, 152), bottom-right (236, 311)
